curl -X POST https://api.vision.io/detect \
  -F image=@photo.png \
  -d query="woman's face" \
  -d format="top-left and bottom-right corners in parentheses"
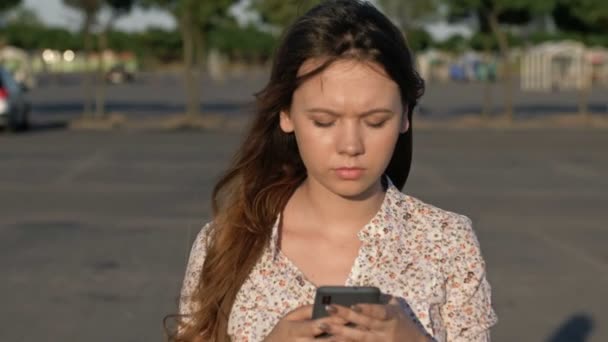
top-left (280, 58), bottom-right (408, 199)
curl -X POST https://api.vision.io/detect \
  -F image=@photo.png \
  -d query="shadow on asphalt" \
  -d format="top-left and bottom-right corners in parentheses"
top-left (417, 103), bottom-right (608, 118)
top-left (0, 120), bottom-right (70, 135)
top-left (31, 101), bottom-right (255, 118)
top-left (547, 313), bottom-right (594, 342)
top-left (30, 120), bottom-right (69, 132)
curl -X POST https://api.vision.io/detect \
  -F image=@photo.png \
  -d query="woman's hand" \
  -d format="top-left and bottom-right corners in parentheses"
top-left (264, 304), bottom-right (347, 342)
top-left (323, 297), bottom-right (431, 342)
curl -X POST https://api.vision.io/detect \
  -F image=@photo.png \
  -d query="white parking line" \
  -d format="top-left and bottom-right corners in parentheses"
top-left (553, 160), bottom-right (600, 180)
top-left (527, 229), bottom-right (608, 281)
top-left (53, 149), bottom-right (107, 186)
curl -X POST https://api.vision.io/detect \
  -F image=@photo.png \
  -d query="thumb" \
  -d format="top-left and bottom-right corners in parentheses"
top-left (284, 305), bottom-right (313, 321)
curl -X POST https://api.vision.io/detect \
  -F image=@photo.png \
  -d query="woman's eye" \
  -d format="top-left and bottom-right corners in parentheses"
top-left (313, 121), bottom-right (334, 127)
top-left (367, 121), bottom-right (386, 128)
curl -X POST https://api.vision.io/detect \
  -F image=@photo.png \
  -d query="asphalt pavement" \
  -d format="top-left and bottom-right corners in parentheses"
top-left (1, 127), bottom-right (606, 342)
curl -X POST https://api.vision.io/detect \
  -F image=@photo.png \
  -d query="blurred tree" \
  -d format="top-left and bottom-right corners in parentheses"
top-left (552, 0), bottom-right (608, 118)
top-left (444, 0), bottom-right (556, 121)
top-left (0, 0), bottom-right (20, 14)
top-left (208, 23), bottom-right (276, 63)
top-left (94, 0), bottom-right (135, 119)
top-left (5, 6), bottom-right (42, 26)
top-left (0, 0), bottom-right (22, 45)
top-left (553, 0), bottom-right (608, 34)
top-left (8, 25), bottom-right (82, 50)
top-left (251, 0), bottom-right (320, 31)
top-left (134, 27), bottom-right (182, 64)
top-left (436, 34), bottom-right (470, 53)
top-left (143, 0), bottom-right (237, 117)
top-left (63, 0), bottom-right (103, 118)
top-left (377, 0), bottom-right (438, 35)
top-left (406, 28), bottom-right (434, 51)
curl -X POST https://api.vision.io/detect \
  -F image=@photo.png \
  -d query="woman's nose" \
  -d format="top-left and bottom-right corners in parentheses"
top-left (336, 122), bottom-right (364, 156)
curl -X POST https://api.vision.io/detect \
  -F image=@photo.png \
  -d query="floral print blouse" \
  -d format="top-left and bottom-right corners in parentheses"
top-left (179, 182), bottom-right (498, 341)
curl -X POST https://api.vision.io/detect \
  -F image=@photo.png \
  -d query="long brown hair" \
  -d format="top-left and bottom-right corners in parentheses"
top-left (168, 0), bottom-right (424, 340)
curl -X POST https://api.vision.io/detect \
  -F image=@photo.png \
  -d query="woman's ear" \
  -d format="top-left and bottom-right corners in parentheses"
top-left (400, 111), bottom-right (410, 134)
top-left (279, 110), bottom-right (295, 133)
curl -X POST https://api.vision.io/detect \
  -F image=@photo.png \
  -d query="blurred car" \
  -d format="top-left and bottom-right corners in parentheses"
top-left (105, 64), bottom-right (135, 84)
top-left (0, 66), bottom-right (30, 132)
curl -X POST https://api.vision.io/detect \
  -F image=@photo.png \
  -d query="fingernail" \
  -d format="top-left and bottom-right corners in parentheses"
top-left (325, 305), bottom-right (337, 314)
top-left (319, 322), bottom-right (330, 332)
top-left (350, 305), bottom-right (362, 313)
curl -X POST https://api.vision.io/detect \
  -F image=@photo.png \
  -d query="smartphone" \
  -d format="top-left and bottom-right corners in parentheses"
top-left (312, 286), bottom-right (381, 320)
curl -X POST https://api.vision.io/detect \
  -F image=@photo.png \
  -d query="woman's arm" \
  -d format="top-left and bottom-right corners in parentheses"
top-left (178, 223), bottom-right (212, 325)
top-left (439, 215), bottom-right (498, 341)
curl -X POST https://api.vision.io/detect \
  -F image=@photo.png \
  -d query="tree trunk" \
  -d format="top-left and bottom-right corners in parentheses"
top-left (578, 83), bottom-right (590, 121)
top-left (94, 15), bottom-right (119, 120)
top-left (180, 10), bottom-right (198, 118)
top-left (193, 26), bottom-right (205, 119)
top-left (95, 30), bottom-right (108, 119)
top-left (486, 8), bottom-right (514, 122)
top-left (481, 35), bottom-right (494, 119)
top-left (82, 14), bottom-right (95, 118)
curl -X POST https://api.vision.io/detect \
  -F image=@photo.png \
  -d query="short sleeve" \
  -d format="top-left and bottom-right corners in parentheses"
top-left (440, 215), bottom-right (498, 341)
top-left (178, 222), bottom-right (213, 324)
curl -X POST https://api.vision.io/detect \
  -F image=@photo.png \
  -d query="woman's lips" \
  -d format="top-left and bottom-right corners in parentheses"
top-left (334, 167), bottom-right (364, 180)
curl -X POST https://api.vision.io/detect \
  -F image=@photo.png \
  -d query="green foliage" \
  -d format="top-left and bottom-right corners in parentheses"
top-left (105, 0), bottom-right (134, 13)
top-left (445, 0), bottom-right (557, 30)
top-left (406, 28), bottom-right (433, 51)
top-left (469, 31), bottom-right (525, 50)
top-left (377, 0), bottom-right (438, 31)
top-left (468, 32), bottom-right (495, 51)
top-left (208, 24), bottom-right (276, 60)
top-left (553, 0), bottom-right (608, 33)
top-left (144, 0), bottom-right (236, 30)
top-left (434, 34), bottom-right (470, 52)
top-left (3, 6), bottom-right (41, 26)
top-left (0, 0), bottom-right (21, 13)
top-left (3, 23), bottom-right (82, 50)
top-left (446, 0), bottom-right (555, 17)
top-left (105, 29), bottom-right (136, 51)
top-left (251, 0), bottom-right (321, 30)
top-left (133, 27), bottom-right (182, 63)
top-left (63, 0), bottom-right (103, 16)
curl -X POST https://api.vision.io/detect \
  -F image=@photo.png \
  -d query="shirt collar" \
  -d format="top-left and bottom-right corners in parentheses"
top-left (269, 177), bottom-right (405, 260)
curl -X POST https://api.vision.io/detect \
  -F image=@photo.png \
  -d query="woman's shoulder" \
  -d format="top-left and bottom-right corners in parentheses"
top-left (179, 222), bottom-right (214, 315)
top-left (189, 221), bottom-right (214, 256)
top-left (390, 189), bottom-right (471, 228)
top-left (182, 222), bottom-right (214, 284)
top-left (386, 189), bottom-right (476, 247)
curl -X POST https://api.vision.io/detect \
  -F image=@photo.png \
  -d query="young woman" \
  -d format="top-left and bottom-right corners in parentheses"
top-left (170, 0), bottom-right (497, 341)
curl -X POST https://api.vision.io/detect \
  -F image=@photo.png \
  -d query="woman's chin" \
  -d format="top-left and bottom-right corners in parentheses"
top-left (325, 178), bottom-right (381, 201)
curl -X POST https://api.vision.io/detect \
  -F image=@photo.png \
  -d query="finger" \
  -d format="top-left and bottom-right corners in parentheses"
top-left (315, 315), bottom-right (349, 327)
top-left (351, 303), bottom-right (395, 321)
top-left (326, 305), bottom-right (377, 330)
top-left (324, 323), bottom-right (369, 341)
top-left (379, 293), bottom-right (393, 305)
top-left (290, 316), bottom-right (347, 338)
top-left (284, 304), bottom-right (313, 321)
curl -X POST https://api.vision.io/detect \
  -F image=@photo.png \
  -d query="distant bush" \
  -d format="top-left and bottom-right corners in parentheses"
top-left (208, 24), bottom-right (277, 63)
top-left (3, 23), bottom-right (82, 50)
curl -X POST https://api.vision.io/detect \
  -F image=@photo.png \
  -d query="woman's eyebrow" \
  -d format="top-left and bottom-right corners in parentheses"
top-left (305, 107), bottom-right (394, 117)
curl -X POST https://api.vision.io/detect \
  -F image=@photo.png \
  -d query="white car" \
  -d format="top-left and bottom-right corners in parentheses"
top-left (0, 66), bottom-right (30, 132)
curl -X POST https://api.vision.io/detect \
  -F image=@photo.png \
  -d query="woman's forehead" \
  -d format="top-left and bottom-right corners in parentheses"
top-left (297, 57), bottom-right (391, 79)
top-left (294, 58), bottom-right (400, 107)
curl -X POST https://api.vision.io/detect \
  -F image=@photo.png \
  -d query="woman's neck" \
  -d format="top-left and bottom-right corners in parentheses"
top-left (291, 177), bottom-right (386, 237)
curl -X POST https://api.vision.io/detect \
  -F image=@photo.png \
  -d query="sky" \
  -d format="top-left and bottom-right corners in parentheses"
top-left (22, 0), bottom-right (176, 32)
